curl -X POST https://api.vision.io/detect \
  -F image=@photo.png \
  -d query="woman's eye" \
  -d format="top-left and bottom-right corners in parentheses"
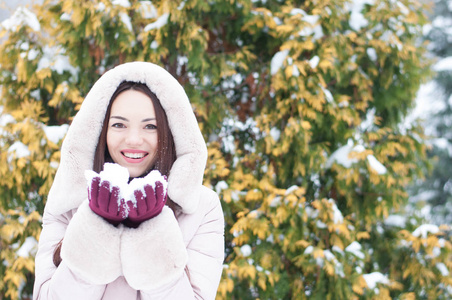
top-left (111, 123), bottom-right (125, 128)
top-left (145, 124), bottom-right (157, 130)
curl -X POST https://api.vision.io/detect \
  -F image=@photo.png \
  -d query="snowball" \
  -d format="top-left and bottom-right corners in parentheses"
top-left (84, 163), bottom-right (130, 202)
top-left (127, 170), bottom-right (167, 204)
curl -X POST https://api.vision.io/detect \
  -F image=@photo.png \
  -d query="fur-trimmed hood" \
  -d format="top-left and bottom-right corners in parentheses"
top-left (45, 62), bottom-right (207, 215)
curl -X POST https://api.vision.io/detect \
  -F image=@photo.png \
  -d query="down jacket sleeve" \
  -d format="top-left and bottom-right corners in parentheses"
top-left (185, 188), bottom-right (224, 299)
top-left (138, 186), bottom-right (225, 300)
top-left (33, 207), bottom-right (108, 300)
top-left (33, 186), bottom-right (224, 300)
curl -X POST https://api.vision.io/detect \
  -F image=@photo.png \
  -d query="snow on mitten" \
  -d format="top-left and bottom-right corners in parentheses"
top-left (124, 170), bottom-right (168, 228)
top-left (85, 163), bottom-right (129, 225)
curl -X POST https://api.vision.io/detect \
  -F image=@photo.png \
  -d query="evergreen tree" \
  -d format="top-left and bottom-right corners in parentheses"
top-left (411, 0), bottom-right (452, 226)
top-left (0, 0), bottom-right (450, 299)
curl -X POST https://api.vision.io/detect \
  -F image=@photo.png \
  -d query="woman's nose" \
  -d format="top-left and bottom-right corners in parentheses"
top-left (125, 129), bottom-right (144, 146)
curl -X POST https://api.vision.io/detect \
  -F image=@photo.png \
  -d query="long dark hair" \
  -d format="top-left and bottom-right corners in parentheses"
top-left (93, 81), bottom-right (176, 178)
top-left (53, 81), bottom-right (177, 267)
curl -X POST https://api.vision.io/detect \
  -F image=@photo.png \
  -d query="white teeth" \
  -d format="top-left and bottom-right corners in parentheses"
top-left (123, 152), bottom-right (146, 159)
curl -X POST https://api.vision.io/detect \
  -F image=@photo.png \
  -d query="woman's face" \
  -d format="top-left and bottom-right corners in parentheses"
top-left (106, 89), bottom-right (158, 178)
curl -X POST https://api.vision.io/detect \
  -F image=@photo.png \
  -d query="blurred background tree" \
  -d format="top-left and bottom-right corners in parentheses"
top-left (408, 0), bottom-right (452, 227)
top-left (0, 0), bottom-right (450, 299)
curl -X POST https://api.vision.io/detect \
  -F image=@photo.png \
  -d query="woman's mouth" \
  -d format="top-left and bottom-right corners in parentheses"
top-left (121, 150), bottom-right (148, 163)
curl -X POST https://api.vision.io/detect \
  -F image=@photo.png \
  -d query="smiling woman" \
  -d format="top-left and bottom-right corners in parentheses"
top-left (94, 81), bottom-right (176, 179)
top-left (107, 89), bottom-right (159, 178)
top-left (33, 62), bottom-right (225, 300)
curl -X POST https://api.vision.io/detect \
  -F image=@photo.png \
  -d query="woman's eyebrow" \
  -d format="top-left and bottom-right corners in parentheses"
top-left (110, 116), bottom-right (156, 122)
top-left (110, 116), bottom-right (128, 121)
top-left (142, 118), bottom-right (156, 122)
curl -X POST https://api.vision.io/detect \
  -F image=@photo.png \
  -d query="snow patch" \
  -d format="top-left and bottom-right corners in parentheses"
top-left (8, 141), bottom-right (30, 158)
top-left (436, 263), bottom-right (449, 276)
top-left (112, 0), bottom-right (131, 7)
top-left (119, 12), bottom-right (133, 32)
top-left (346, 0), bottom-right (375, 31)
top-left (367, 47), bottom-right (377, 62)
top-left (433, 56), bottom-right (452, 72)
top-left (326, 139), bottom-right (386, 174)
top-left (240, 244), bottom-right (252, 257)
top-left (412, 224), bottom-right (439, 238)
top-left (326, 139), bottom-right (362, 168)
top-left (329, 199), bottom-right (344, 224)
top-left (363, 272), bottom-right (389, 289)
top-left (367, 155), bottom-right (387, 174)
top-left (309, 56), bottom-right (320, 69)
top-left (139, 1), bottom-right (158, 19)
top-left (384, 215), bottom-right (406, 227)
top-left (271, 50), bottom-right (289, 75)
top-left (291, 9), bottom-right (323, 40)
top-left (270, 127), bottom-right (281, 141)
top-left (285, 185), bottom-right (299, 195)
top-left (16, 236), bottom-right (38, 258)
top-left (0, 109), bottom-right (15, 127)
top-left (37, 46), bottom-right (78, 77)
top-left (345, 241), bottom-right (365, 259)
top-left (144, 13), bottom-right (169, 31)
top-left (150, 41), bottom-right (159, 49)
top-left (1, 6), bottom-right (40, 32)
top-left (43, 124), bottom-right (69, 144)
top-left (215, 181), bottom-right (228, 194)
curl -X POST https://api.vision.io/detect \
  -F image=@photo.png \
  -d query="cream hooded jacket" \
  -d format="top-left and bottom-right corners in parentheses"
top-left (33, 62), bottom-right (225, 300)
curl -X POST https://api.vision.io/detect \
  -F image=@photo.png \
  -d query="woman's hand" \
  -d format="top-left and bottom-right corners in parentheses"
top-left (125, 175), bottom-right (167, 228)
top-left (87, 175), bottom-right (127, 225)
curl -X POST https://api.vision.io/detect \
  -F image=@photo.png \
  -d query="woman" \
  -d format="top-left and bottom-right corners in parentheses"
top-left (33, 62), bottom-right (225, 299)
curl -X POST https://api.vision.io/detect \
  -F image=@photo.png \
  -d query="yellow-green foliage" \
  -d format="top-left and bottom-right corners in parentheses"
top-left (0, 0), bottom-right (450, 299)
